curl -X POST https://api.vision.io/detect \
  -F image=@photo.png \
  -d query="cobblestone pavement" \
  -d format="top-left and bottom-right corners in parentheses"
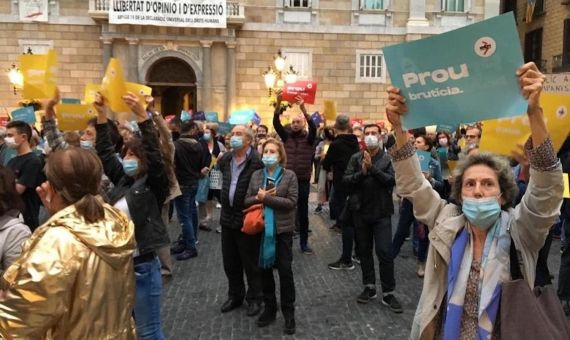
top-left (161, 190), bottom-right (563, 340)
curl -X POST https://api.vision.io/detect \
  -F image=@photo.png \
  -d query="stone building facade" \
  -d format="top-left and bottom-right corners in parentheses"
top-left (501, 0), bottom-right (570, 74)
top-left (0, 0), bottom-right (500, 123)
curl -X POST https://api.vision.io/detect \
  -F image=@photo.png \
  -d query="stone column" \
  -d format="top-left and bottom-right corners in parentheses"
top-left (100, 37), bottom-right (113, 70)
top-left (126, 38), bottom-right (139, 82)
top-left (201, 40), bottom-right (213, 112)
top-left (225, 41), bottom-right (237, 121)
top-left (407, 0), bottom-right (429, 27)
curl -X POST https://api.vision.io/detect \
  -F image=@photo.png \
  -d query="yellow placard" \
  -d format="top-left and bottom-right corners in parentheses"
top-left (479, 92), bottom-right (570, 156)
top-left (55, 104), bottom-right (96, 131)
top-left (100, 58), bottom-right (130, 113)
top-left (564, 173), bottom-right (570, 199)
top-left (323, 100), bottom-right (337, 120)
top-left (323, 144), bottom-right (330, 154)
top-left (84, 83), bottom-right (101, 104)
top-left (126, 82), bottom-right (152, 104)
top-left (447, 160), bottom-right (458, 173)
top-left (20, 49), bottom-right (57, 99)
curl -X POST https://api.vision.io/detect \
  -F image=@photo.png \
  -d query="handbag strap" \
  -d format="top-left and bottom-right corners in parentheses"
top-left (509, 236), bottom-right (524, 281)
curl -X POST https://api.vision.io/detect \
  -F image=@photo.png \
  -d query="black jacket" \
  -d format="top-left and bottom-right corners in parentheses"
top-left (96, 120), bottom-right (170, 255)
top-left (218, 147), bottom-right (263, 230)
top-left (174, 136), bottom-right (208, 189)
top-left (343, 150), bottom-right (395, 220)
top-left (322, 134), bottom-right (360, 194)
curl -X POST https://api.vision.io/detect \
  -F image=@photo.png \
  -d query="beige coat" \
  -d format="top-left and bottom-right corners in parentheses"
top-left (392, 152), bottom-right (563, 340)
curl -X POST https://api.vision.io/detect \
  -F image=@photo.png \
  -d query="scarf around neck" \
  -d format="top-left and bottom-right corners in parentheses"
top-left (259, 165), bottom-right (283, 269)
top-left (444, 211), bottom-right (512, 340)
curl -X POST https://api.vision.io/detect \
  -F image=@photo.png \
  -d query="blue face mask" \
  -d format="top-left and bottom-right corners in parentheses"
top-left (262, 154), bottom-right (279, 167)
top-left (230, 136), bottom-right (243, 149)
top-left (461, 196), bottom-right (501, 230)
top-left (80, 140), bottom-right (93, 150)
top-left (202, 133), bottom-right (211, 141)
top-left (122, 159), bottom-right (139, 177)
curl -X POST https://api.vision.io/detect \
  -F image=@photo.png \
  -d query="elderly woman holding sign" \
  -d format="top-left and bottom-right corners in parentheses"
top-left (385, 62), bottom-right (564, 339)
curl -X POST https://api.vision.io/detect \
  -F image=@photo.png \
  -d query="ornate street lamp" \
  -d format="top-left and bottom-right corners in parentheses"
top-left (274, 50), bottom-right (286, 72)
top-left (263, 67), bottom-right (277, 95)
top-left (7, 64), bottom-right (23, 95)
top-left (284, 65), bottom-right (298, 84)
top-left (262, 50), bottom-right (298, 107)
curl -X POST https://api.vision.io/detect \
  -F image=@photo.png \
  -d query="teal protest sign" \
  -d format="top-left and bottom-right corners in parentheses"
top-left (205, 112), bottom-right (219, 122)
top-left (416, 150), bottom-right (432, 172)
top-left (229, 109), bottom-right (255, 125)
top-left (218, 122), bottom-right (234, 135)
top-left (384, 13), bottom-right (527, 129)
top-left (62, 98), bottom-right (81, 104)
top-left (10, 106), bottom-right (36, 124)
top-left (437, 124), bottom-right (458, 133)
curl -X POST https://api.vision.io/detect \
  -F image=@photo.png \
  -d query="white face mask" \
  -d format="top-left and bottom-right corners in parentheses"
top-left (4, 136), bottom-right (17, 148)
top-left (364, 135), bottom-right (380, 149)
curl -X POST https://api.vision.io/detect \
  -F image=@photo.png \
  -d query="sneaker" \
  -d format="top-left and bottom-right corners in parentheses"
top-left (352, 255), bottom-right (361, 265)
top-left (216, 203), bottom-right (222, 209)
top-left (301, 244), bottom-right (314, 255)
top-left (170, 241), bottom-right (185, 255)
top-left (417, 263), bottom-right (425, 278)
top-left (382, 294), bottom-right (403, 313)
top-left (327, 260), bottom-right (355, 271)
top-left (357, 287), bottom-right (377, 304)
top-left (256, 307), bottom-right (276, 327)
top-left (314, 204), bottom-right (322, 213)
top-left (216, 227), bottom-right (222, 233)
top-left (404, 236), bottom-right (411, 241)
top-left (175, 249), bottom-right (198, 261)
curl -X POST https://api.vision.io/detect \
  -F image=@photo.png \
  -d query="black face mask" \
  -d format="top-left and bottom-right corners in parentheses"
top-left (257, 134), bottom-right (266, 139)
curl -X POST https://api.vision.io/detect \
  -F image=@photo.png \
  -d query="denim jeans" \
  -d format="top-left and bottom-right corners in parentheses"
top-left (392, 198), bottom-right (414, 258)
top-left (175, 186), bottom-right (198, 251)
top-left (354, 216), bottom-right (395, 293)
top-left (415, 221), bottom-right (429, 263)
top-left (134, 257), bottom-right (165, 340)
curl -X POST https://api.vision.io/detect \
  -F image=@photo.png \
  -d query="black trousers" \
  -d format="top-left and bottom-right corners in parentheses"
top-left (261, 232), bottom-right (295, 318)
top-left (559, 218), bottom-right (570, 299)
top-left (297, 179), bottom-right (311, 247)
top-left (354, 215), bottom-right (396, 293)
top-left (221, 228), bottom-right (263, 303)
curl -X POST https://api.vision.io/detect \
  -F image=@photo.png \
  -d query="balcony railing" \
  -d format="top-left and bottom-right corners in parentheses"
top-left (89, 1), bottom-right (245, 24)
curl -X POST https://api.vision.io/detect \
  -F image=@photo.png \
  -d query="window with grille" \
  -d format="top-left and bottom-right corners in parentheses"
top-left (282, 50), bottom-right (312, 80)
top-left (361, 0), bottom-right (385, 10)
top-left (284, 0), bottom-right (311, 8)
top-left (441, 0), bottom-right (465, 12)
top-left (356, 52), bottom-right (385, 83)
top-left (524, 28), bottom-right (543, 70)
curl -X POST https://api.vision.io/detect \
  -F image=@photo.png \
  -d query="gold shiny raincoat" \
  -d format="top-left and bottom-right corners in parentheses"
top-left (0, 203), bottom-right (136, 340)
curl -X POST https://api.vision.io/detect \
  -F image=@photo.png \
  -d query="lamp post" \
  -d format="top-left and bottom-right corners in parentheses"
top-left (7, 64), bottom-right (23, 95)
top-left (262, 50), bottom-right (298, 106)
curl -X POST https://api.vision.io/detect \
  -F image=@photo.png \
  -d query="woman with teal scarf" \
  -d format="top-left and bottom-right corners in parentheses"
top-left (244, 138), bottom-right (298, 335)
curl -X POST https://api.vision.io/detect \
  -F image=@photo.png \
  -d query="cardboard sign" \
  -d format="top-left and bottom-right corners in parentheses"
top-left (125, 82), bottom-right (152, 104)
top-left (192, 111), bottom-right (206, 121)
top-left (180, 111), bottom-right (191, 122)
top-left (229, 109), bottom-right (255, 125)
top-left (564, 173), bottom-right (570, 199)
top-left (544, 73), bottom-right (570, 95)
top-left (447, 160), bottom-right (458, 173)
top-left (218, 122), bottom-right (234, 135)
top-left (101, 58), bottom-right (130, 113)
top-left (205, 112), bottom-right (219, 122)
top-left (10, 106), bottom-right (36, 124)
top-left (479, 92), bottom-right (570, 155)
top-left (20, 49), bottom-right (57, 99)
top-left (311, 112), bottom-right (322, 125)
top-left (84, 83), bottom-right (100, 104)
top-left (55, 104), bottom-right (95, 131)
top-left (252, 113), bottom-right (261, 125)
top-left (323, 100), bottom-right (337, 120)
top-left (417, 150), bottom-right (432, 172)
top-left (282, 81), bottom-right (317, 105)
top-left (384, 13), bottom-right (526, 129)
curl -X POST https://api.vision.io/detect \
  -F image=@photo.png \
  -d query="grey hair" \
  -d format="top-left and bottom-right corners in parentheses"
top-left (232, 124), bottom-right (255, 143)
top-left (451, 152), bottom-right (519, 209)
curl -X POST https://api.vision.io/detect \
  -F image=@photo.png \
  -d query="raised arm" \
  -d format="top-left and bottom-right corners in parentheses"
top-left (41, 88), bottom-right (68, 151)
top-left (94, 94), bottom-right (125, 186)
top-left (273, 90), bottom-right (288, 142)
top-left (297, 96), bottom-right (316, 144)
top-left (385, 87), bottom-right (447, 228)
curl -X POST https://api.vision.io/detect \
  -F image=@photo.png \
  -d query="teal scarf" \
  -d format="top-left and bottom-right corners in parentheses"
top-left (259, 165), bottom-right (283, 269)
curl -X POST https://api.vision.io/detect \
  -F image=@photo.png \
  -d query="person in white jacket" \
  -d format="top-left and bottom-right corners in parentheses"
top-left (0, 166), bottom-right (31, 274)
top-left (385, 62), bottom-right (564, 339)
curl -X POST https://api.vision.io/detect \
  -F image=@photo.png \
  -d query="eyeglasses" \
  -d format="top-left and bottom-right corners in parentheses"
top-left (466, 135), bottom-right (478, 139)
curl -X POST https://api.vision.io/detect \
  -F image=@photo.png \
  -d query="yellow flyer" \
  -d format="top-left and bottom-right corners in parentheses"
top-left (20, 49), bottom-right (57, 99)
top-left (55, 104), bottom-right (96, 131)
top-left (479, 92), bottom-right (570, 156)
top-left (564, 173), bottom-right (570, 199)
top-left (323, 100), bottom-right (337, 120)
top-left (84, 83), bottom-right (101, 104)
top-left (100, 58), bottom-right (130, 113)
top-left (126, 82), bottom-right (152, 104)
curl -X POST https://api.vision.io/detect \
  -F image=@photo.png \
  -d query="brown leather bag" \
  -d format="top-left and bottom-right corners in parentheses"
top-left (500, 239), bottom-right (570, 340)
top-left (241, 204), bottom-right (264, 235)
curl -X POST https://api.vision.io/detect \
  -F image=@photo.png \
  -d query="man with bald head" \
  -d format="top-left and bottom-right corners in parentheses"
top-left (217, 124), bottom-right (264, 317)
top-left (273, 92), bottom-right (317, 254)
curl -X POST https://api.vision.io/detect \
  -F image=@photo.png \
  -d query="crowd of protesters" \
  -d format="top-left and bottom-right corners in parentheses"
top-left (0, 61), bottom-right (568, 339)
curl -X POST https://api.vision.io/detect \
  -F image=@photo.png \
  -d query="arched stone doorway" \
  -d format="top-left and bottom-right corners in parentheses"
top-left (146, 57), bottom-right (197, 117)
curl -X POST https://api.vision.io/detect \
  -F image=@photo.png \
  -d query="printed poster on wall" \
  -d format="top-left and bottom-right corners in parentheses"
top-left (19, 0), bottom-right (48, 22)
top-left (383, 13), bottom-right (527, 129)
top-left (109, 0), bottom-right (227, 28)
